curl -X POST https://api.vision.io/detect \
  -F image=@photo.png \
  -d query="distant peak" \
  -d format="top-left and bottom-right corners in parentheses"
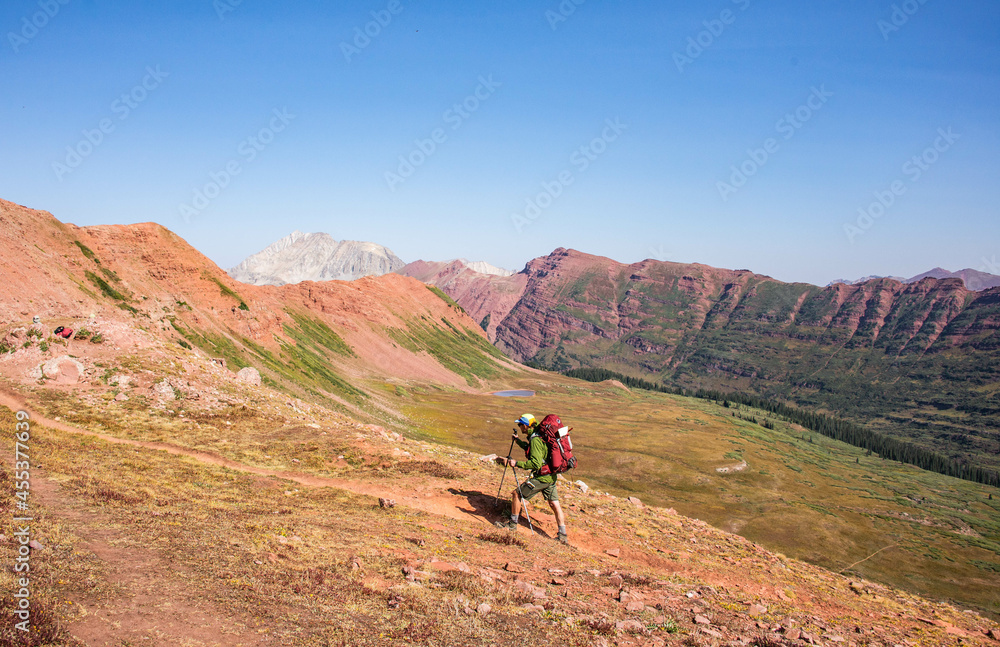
top-left (228, 231), bottom-right (404, 285)
top-left (449, 259), bottom-right (515, 277)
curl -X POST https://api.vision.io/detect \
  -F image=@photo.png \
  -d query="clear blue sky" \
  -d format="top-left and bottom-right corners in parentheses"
top-left (2, 0), bottom-right (998, 285)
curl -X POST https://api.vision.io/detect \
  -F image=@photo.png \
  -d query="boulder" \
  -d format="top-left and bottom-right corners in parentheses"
top-left (615, 619), bottom-right (645, 634)
top-left (515, 580), bottom-right (546, 599)
top-left (626, 600), bottom-right (645, 612)
top-left (574, 480), bottom-right (589, 493)
top-left (236, 366), bottom-right (261, 386)
top-left (40, 356), bottom-right (84, 384)
top-left (627, 496), bottom-right (643, 507)
top-left (109, 374), bottom-right (132, 388)
top-left (153, 379), bottom-right (176, 400)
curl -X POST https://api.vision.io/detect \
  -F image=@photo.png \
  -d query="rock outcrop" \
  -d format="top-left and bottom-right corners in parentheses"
top-left (236, 366), bottom-right (261, 386)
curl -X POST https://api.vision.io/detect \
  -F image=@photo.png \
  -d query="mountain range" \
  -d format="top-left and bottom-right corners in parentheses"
top-left (235, 231), bottom-right (1000, 292)
top-left (224, 231), bottom-right (1000, 475)
top-left (411, 247), bottom-right (1000, 475)
top-left (831, 267), bottom-right (1000, 291)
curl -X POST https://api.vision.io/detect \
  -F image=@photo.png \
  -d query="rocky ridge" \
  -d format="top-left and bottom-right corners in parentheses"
top-left (399, 259), bottom-right (528, 338)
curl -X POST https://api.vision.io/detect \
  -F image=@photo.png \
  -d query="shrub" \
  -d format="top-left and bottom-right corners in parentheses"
top-left (477, 531), bottom-right (526, 548)
top-left (0, 595), bottom-right (78, 646)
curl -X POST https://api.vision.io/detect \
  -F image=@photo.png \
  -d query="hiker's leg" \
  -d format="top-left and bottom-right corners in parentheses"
top-left (511, 489), bottom-right (522, 517)
top-left (549, 501), bottom-right (566, 528)
top-left (549, 500), bottom-right (566, 528)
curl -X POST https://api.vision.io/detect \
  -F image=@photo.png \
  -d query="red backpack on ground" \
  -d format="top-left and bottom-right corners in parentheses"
top-left (535, 414), bottom-right (577, 476)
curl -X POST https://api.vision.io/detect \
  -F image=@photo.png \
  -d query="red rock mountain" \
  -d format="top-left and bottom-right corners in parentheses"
top-left (407, 247), bottom-right (1000, 469)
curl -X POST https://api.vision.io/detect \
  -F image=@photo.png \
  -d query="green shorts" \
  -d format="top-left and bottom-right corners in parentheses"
top-left (517, 477), bottom-right (558, 502)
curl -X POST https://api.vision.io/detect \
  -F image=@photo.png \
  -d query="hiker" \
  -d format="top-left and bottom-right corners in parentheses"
top-left (495, 414), bottom-right (568, 544)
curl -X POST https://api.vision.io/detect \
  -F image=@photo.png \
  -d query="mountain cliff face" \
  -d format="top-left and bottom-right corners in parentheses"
top-left (415, 248), bottom-right (1000, 469)
top-left (228, 231), bottom-right (405, 285)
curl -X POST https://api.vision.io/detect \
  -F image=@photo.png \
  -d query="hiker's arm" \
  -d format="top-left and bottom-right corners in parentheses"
top-left (513, 437), bottom-right (529, 451)
top-left (515, 436), bottom-right (546, 472)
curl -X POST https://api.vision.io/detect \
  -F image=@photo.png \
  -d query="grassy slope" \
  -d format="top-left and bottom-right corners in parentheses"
top-left (5, 398), bottom-right (999, 646)
top-left (396, 375), bottom-right (1000, 617)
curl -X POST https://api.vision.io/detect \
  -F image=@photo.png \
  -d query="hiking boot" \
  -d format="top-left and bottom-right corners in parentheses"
top-left (557, 531), bottom-right (568, 545)
top-left (495, 519), bottom-right (517, 530)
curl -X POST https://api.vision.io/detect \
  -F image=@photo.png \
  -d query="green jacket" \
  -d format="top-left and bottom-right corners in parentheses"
top-left (514, 431), bottom-right (556, 485)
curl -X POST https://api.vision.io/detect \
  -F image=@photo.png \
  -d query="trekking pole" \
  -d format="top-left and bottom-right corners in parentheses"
top-left (508, 464), bottom-right (535, 533)
top-left (495, 436), bottom-right (516, 508)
